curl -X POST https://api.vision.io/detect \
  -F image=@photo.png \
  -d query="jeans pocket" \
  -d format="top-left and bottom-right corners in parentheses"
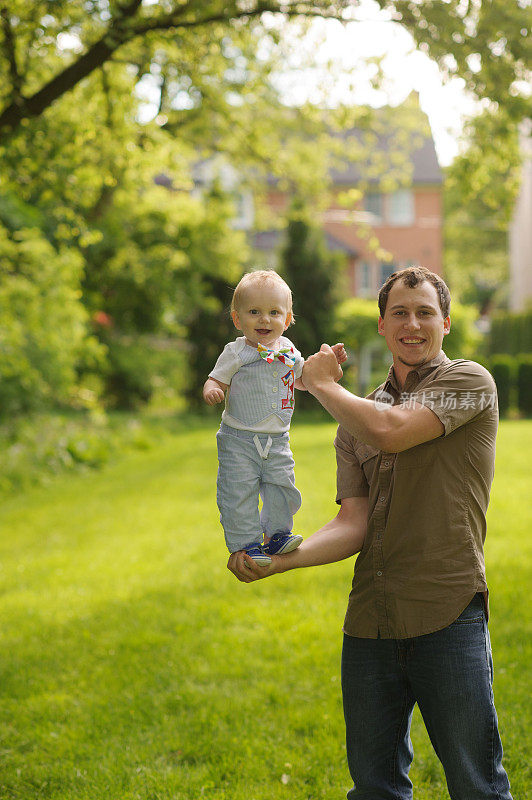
top-left (452, 593), bottom-right (485, 624)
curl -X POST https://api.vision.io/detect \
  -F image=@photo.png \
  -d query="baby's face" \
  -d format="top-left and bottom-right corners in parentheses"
top-left (232, 282), bottom-right (291, 348)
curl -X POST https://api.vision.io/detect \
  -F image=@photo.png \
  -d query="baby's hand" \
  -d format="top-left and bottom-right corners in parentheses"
top-left (331, 343), bottom-right (347, 365)
top-left (203, 387), bottom-right (225, 405)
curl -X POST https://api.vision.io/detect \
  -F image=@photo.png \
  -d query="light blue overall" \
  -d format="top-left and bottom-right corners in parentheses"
top-left (210, 337), bottom-right (303, 553)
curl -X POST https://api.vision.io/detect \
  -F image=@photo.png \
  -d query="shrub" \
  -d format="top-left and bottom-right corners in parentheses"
top-left (444, 303), bottom-right (483, 360)
top-left (103, 336), bottom-right (157, 410)
top-left (490, 355), bottom-right (515, 417)
top-left (516, 354), bottom-right (532, 417)
top-left (489, 310), bottom-right (532, 356)
top-left (0, 225), bottom-right (105, 416)
top-left (101, 334), bottom-right (188, 410)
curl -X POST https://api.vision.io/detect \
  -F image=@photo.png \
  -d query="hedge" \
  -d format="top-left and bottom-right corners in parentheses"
top-left (489, 310), bottom-right (532, 356)
top-left (490, 355), bottom-right (515, 417)
top-left (517, 354), bottom-right (532, 417)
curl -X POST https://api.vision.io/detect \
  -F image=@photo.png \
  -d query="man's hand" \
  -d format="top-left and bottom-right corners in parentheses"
top-left (227, 551), bottom-right (280, 583)
top-left (302, 344), bottom-right (343, 394)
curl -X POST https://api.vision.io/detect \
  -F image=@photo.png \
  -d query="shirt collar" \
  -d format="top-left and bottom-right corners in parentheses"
top-left (384, 350), bottom-right (450, 394)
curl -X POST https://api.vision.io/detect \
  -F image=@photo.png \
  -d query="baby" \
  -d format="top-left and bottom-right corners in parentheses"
top-left (203, 269), bottom-right (346, 565)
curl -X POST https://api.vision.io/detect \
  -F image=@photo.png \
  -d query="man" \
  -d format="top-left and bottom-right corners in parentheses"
top-left (227, 266), bottom-right (512, 800)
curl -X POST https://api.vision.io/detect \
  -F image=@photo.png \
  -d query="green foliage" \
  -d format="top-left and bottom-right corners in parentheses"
top-left (444, 303), bottom-right (483, 360)
top-left (516, 355), bottom-right (532, 418)
top-left (334, 296), bottom-right (381, 351)
top-left (185, 277), bottom-right (236, 410)
top-left (1, 0), bottom-right (528, 417)
top-left (281, 200), bottom-right (344, 405)
top-left (178, 187), bottom-right (248, 409)
top-left (1, 62), bottom-right (247, 410)
top-left (0, 224), bottom-right (104, 416)
top-left (282, 209), bottom-right (338, 354)
top-left (489, 309), bottom-right (532, 356)
top-left (490, 355), bottom-right (515, 417)
top-left (384, 0), bottom-right (532, 119)
top-left (103, 337), bottom-right (157, 409)
top-left (444, 108), bottom-right (522, 309)
top-left (0, 411), bottom-right (165, 496)
top-left (84, 185), bottom-right (245, 335)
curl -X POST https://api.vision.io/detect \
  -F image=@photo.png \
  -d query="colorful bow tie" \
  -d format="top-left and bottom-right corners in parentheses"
top-left (257, 343), bottom-right (296, 367)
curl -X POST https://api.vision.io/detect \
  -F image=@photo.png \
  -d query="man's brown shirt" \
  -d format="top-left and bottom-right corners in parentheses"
top-left (335, 352), bottom-right (498, 639)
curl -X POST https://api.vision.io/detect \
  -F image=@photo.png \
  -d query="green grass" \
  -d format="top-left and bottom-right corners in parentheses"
top-left (0, 419), bottom-right (530, 800)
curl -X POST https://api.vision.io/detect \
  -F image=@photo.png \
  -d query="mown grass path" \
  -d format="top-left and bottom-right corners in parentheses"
top-left (0, 419), bottom-right (530, 800)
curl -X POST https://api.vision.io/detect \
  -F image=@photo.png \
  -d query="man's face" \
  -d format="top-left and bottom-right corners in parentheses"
top-left (378, 279), bottom-right (451, 371)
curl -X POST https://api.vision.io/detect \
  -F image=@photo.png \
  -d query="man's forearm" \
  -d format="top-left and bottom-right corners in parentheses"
top-left (227, 498), bottom-right (367, 583)
top-left (308, 380), bottom-right (389, 450)
top-left (308, 379), bottom-right (444, 452)
top-left (272, 500), bottom-right (367, 575)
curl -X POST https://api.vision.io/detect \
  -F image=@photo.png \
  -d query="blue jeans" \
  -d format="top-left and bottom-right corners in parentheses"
top-left (341, 594), bottom-right (512, 799)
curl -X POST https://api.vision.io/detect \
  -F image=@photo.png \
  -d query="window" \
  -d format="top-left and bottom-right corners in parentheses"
top-left (231, 190), bottom-right (254, 230)
top-left (379, 263), bottom-right (395, 287)
top-left (364, 193), bottom-right (383, 222)
top-left (359, 262), bottom-right (371, 295)
top-left (388, 189), bottom-right (415, 226)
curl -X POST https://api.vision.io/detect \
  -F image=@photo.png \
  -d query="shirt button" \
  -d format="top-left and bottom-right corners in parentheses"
top-left (272, 386), bottom-right (278, 393)
top-left (273, 371), bottom-right (278, 377)
top-left (379, 496), bottom-right (386, 504)
top-left (272, 403), bottom-right (277, 409)
top-left (376, 571), bottom-right (383, 576)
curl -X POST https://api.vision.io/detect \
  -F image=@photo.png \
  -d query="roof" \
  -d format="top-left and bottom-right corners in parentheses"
top-left (251, 229), bottom-right (359, 257)
top-left (329, 133), bottom-right (442, 186)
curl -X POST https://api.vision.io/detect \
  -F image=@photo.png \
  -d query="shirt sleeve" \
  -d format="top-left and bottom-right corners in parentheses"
top-left (410, 361), bottom-right (498, 436)
top-left (208, 342), bottom-right (241, 385)
top-left (334, 425), bottom-right (370, 502)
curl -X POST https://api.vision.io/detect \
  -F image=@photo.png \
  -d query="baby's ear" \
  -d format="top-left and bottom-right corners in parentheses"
top-left (231, 310), bottom-right (240, 330)
top-left (284, 312), bottom-right (293, 329)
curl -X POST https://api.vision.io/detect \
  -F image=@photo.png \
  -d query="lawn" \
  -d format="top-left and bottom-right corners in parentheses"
top-left (0, 418), bottom-right (530, 800)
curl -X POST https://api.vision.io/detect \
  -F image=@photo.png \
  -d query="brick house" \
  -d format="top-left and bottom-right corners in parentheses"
top-left (190, 109), bottom-right (443, 299)
top-left (252, 125), bottom-right (443, 298)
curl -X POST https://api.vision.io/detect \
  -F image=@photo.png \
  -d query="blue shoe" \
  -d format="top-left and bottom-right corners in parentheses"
top-left (243, 542), bottom-right (272, 566)
top-left (265, 532), bottom-right (303, 556)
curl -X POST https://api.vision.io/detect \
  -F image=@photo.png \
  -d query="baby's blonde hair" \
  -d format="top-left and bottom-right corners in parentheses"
top-left (231, 269), bottom-right (294, 322)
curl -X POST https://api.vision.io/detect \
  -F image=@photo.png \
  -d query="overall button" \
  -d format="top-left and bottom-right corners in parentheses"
top-left (379, 496), bottom-right (386, 504)
top-left (376, 571), bottom-right (383, 576)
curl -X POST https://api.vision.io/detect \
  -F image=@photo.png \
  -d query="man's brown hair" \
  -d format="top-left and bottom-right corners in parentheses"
top-left (378, 266), bottom-right (451, 318)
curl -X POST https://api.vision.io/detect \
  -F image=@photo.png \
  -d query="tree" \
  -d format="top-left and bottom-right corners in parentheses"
top-left (0, 1), bottom-right (354, 139)
top-left (0, 213), bottom-right (104, 416)
top-left (377, 0), bottom-right (531, 120)
top-left (1, 1), bottom-right (529, 141)
top-left (444, 107), bottom-right (522, 310)
top-left (280, 198), bottom-right (343, 405)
